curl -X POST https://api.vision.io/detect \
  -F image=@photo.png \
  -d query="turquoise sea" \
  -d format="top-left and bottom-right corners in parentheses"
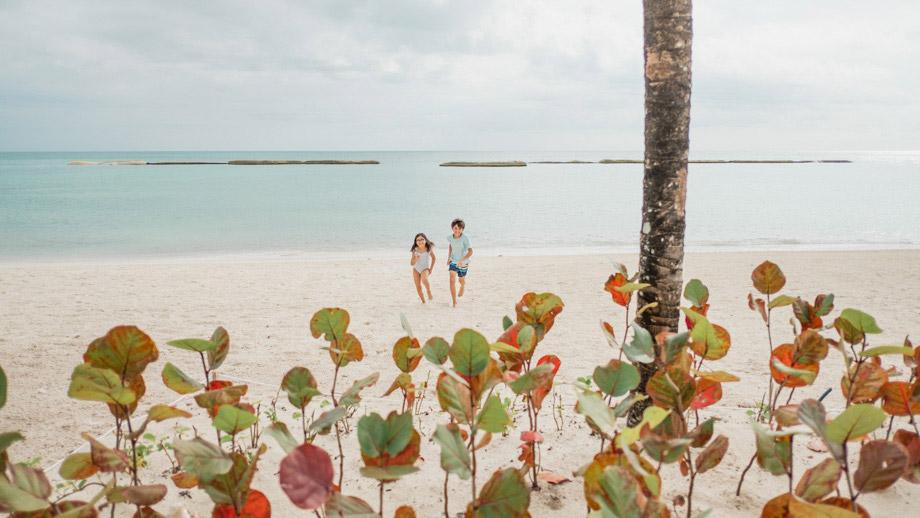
top-left (0, 151), bottom-right (918, 261)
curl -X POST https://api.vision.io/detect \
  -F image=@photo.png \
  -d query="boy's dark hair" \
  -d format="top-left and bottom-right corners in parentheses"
top-left (410, 233), bottom-right (434, 251)
top-left (451, 218), bottom-right (465, 230)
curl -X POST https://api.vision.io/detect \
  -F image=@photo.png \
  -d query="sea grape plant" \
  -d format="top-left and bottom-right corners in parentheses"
top-left (494, 292), bottom-right (564, 489)
top-left (577, 273), bottom-right (735, 517)
top-left (382, 315), bottom-right (424, 414)
top-left (357, 411), bottom-right (420, 516)
top-left (738, 261), bottom-right (920, 516)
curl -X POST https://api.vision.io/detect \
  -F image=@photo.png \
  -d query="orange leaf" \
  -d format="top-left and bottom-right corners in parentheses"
top-left (537, 471), bottom-right (571, 485)
top-left (604, 273), bottom-right (630, 307)
top-left (212, 489), bottom-right (271, 518)
top-left (690, 378), bottom-right (722, 410)
top-left (770, 344), bottom-right (819, 388)
top-left (880, 381), bottom-right (920, 416)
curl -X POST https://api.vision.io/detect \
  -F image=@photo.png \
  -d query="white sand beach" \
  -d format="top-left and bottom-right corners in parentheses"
top-left (2, 249), bottom-right (919, 516)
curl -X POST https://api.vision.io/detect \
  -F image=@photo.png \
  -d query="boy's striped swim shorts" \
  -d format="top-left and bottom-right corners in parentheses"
top-left (448, 261), bottom-right (469, 278)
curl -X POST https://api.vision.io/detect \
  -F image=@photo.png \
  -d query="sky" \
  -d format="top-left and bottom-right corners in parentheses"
top-left (1, 0), bottom-right (918, 152)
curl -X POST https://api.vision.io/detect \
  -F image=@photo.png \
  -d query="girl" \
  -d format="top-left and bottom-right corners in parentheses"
top-left (410, 233), bottom-right (436, 303)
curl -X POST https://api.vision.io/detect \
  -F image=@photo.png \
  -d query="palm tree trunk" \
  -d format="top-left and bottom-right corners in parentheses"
top-left (630, 0), bottom-right (693, 425)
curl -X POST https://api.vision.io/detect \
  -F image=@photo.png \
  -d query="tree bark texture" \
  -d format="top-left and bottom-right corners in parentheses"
top-left (631, 0), bottom-right (693, 425)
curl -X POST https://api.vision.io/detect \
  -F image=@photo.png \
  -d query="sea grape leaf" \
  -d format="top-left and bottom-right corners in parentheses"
top-left (422, 337), bottom-right (450, 365)
top-left (841, 362), bottom-right (887, 404)
top-left (392, 336), bottom-right (422, 373)
top-left (690, 378), bottom-right (722, 410)
top-left (695, 370), bottom-right (739, 382)
top-left (593, 360), bottom-right (639, 398)
top-left (695, 435), bottom-right (729, 474)
top-left (213, 404), bottom-right (258, 435)
top-left (194, 385), bottom-right (248, 413)
top-left (477, 395), bottom-right (512, 433)
top-left (83, 325), bottom-right (158, 380)
top-left (490, 341), bottom-right (520, 355)
top-left (173, 437), bottom-right (232, 482)
top-left (623, 323), bottom-right (655, 364)
top-left (795, 458), bottom-right (841, 502)
top-left (618, 406), bottom-right (669, 448)
top-left (751, 261), bottom-right (786, 295)
top-left (684, 309), bottom-right (730, 360)
top-left (575, 390), bottom-right (617, 438)
top-left (600, 320), bottom-right (617, 348)
top-left (647, 365), bottom-right (695, 411)
top-left (839, 308), bottom-right (882, 334)
top-left (9, 463), bottom-right (51, 503)
top-left (0, 365), bottom-right (6, 409)
top-left (515, 292), bottom-right (564, 340)
top-left (815, 293), bottom-right (835, 317)
top-left (161, 362), bottom-right (203, 394)
top-left (266, 422), bottom-right (298, 454)
top-left (789, 499), bottom-right (863, 517)
top-left (854, 439), bottom-right (910, 493)
top-left (82, 432), bottom-right (129, 473)
top-left (502, 315), bottom-right (514, 330)
top-left (359, 465), bottom-right (419, 481)
top-left (594, 466), bottom-right (640, 518)
top-left (279, 443), bottom-right (334, 510)
top-left (770, 344), bottom-right (819, 387)
top-left (752, 423), bottom-right (791, 476)
top-left (509, 363), bottom-right (554, 394)
top-left (212, 489), bottom-right (271, 518)
top-left (433, 424), bottom-right (471, 480)
top-left (339, 372), bottom-right (380, 407)
top-left (207, 326), bottom-right (230, 370)
top-left (148, 404), bottom-right (192, 422)
top-left (774, 405), bottom-right (801, 427)
top-left (817, 498), bottom-right (869, 517)
top-left (449, 328), bottom-right (490, 376)
top-left (826, 404), bottom-right (886, 443)
top-left (309, 407), bottom-right (347, 435)
top-left (834, 317), bottom-right (865, 345)
top-left (470, 467), bottom-right (530, 518)
top-left (118, 484), bottom-right (167, 506)
top-left (795, 329), bottom-right (829, 365)
top-left (282, 367), bottom-right (320, 409)
top-left (324, 492), bottom-right (376, 516)
top-left (683, 279), bottom-right (709, 306)
top-left (436, 373), bottom-right (473, 424)
top-left (166, 338), bottom-right (216, 353)
top-left (0, 477), bottom-right (49, 512)
top-left (399, 312), bottom-right (414, 338)
top-left (382, 373), bottom-right (412, 397)
top-left (641, 433), bottom-right (691, 464)
top-left (67, 364), bottom-right (136, 405)
top-left (688, 418), bottom-right (715, 448)
top-left (357, 411), bottom-right (412, 459)
top-left (768, 294), bottom-right (796, 309)
top-left (0, 432), bottom-right (24, 455)
top-left (798, 399), bottom-right (845, 463)
top-left (861, 345), bottom-right (913, 357)
top-left (604, 273), bottom-right (631, 307)
top-left (310, 307), bottom-right (349, 341)
top-left (880, 381), bottom-right (920, 416)
top-left (662, 332), bottom-right (690, 365)
top-left (328, 333), bottom-right (364, 366)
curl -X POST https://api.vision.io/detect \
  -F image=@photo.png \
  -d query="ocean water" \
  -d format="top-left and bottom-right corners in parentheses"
top-left (0, 150), bottom-right (918, 261)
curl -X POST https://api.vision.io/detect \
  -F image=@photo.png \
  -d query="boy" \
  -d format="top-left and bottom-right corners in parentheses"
top-left (446, 218), bottom-right (473, 307)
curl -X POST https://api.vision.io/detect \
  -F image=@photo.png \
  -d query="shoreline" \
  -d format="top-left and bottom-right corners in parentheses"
top-left (2, 242), bottom-right (920, 267)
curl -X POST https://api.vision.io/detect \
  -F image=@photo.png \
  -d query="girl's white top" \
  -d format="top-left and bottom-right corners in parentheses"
top-left (413, 250), bottom-right (431, 273)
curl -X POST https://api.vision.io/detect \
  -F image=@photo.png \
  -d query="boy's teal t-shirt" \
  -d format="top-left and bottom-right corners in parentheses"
top-left (447, 234), bottom-right (471, 263)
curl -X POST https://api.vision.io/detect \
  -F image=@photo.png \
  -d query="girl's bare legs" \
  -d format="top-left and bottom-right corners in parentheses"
top-left (413, 270), bottom-right (425, 303)
top-left (420, 271), bottom-right (433, 300)
top-left (449, 270), bottom-right (458, 307)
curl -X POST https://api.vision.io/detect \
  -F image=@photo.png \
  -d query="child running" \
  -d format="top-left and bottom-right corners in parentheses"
top-left (446, 218), bottom-right (473, 307)
top-left (410, 233), bottom-right (436, 303)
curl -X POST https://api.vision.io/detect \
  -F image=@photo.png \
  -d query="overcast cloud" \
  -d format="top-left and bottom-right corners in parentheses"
top-left (1, 0), bottom-right (917, 151)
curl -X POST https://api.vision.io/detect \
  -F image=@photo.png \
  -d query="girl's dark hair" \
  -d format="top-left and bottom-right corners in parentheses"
top-left (410, 233), bottom-right (434, 251)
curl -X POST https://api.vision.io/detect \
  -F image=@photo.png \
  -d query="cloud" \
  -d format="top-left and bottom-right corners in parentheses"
top-left (0, 0), bottom-right (917, 151)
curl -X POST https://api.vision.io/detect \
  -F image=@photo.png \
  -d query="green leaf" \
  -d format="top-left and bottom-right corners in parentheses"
top-left (449, 328), bottom-right (490, 376)
top-left (502, 315), bottom-right (514, 331)
top-left (663, 332), bottom-right (690, 365)
top-left (399, 313), bottom-right (414, 338)
top-left (59, 452), bottom-right (98, 480)
top-left (575, 390), bottom-right (617, 438)
top-left (267, 422), bottom-right (299, 454)
top-left (618, 406), bottom-right (669, 448)
top-left (173, 437), bottom-right (232, 482)
top-left (213, 405), bottom-right (258, 435)
top-left (83, 433), bottom-right (129, 472)
top-left (623, 323), bottom-right (654, 363)
top-left (433, 425), bottom-right (471, 480)
top-left (593, 360), bottom-right (640, 397)
top-left (207, 326), bottom-right (230, 370)
top-left (474, 468), bottom-right (530, 518)
top-left (422, 337), bottom-right (450, 365)
top-left (795, 458), bottom-right (841, 502)
top-left (771, 357), bottom-right (817, 384)
top-left (359, 465), bottom-right (419, 481)
top-left (325, 493), bottom-right (376, 516)
top-left (357, 412), bottom-right (413, 459)
top-left (508, 363), bottom-right (555, 394)
top-left (860, 345), bottom-right (913, 357)
top-left (67, 364), bottom-right (136, 405)
top-left (82, 326), bottom-right (158, 380)
top-left (338, 372), bottom-right (380, 407)
top-left (768, 294), bottom-right (796, 309)
top-left (436, 373), bottom-right (473, 424)
top-left (148, 404), bottom-right (192, 422)
top-left (490, 342), bottom-right (520, 355)
top-left (161, 362), bottom-right (203, 395)
top-left (839, 308), bottom-right (882, 334)
top-left (309, 407), bottom-right (347, 434)
top-left (752, 423), bottom-right (792, 476)
top-left (826, 404), bottom-right (886, 443)
top-left (392, 336), bottom-right (422, 373)
top-left (594, 466), bottom-right (640, 518)
top-left (646, 365), bottom-right (695, 411)
top-left (683, 279), bottom-right (709, 306)
top-left (695, 435), bottom-right (729, 474)
top-left (0, 478), bottom-right (49, 512)
top-left (477, 395), bottom-right (512, 433)
top-left (281, 367), bottom-right (320, 409)
top-left (0, 365), bottom-right (6, 409)
top-left (615, 282), bottom-right (651, 294)
top-left (166, 338), bottom-right (216, 353)
top-left (797, 399), bottom-right (845, 463)
top-left (0, 432), bottom-right (25, 454)
top-left (310, 307), bottom-right (350, 341)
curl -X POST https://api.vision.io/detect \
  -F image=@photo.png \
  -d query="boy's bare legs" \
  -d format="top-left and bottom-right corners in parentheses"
top-left (420, 271), bottom-right (433, 300)
top-left (413, 270), bottom-right (425, 303)
top-left (458, 276), bottom-right (466, 297)
top-left (449, 270), bottom-right (458, 307)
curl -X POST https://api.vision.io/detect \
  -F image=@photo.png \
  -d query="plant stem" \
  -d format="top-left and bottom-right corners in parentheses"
top-left (766, 294), bottom-right (775, 417)
top-left (335, 422), bottom-right (344, 489)
top-left (378, 481), bottom-right (384, 517)
top-left (199, 351), bottom-right (210, 386)
top-left (122, 407), bottom-right (139, 485)
top-left (735, 452), bottom-right (757, 496)
top-left (443, 471), bottom-right (450, 518)
top-left (841, 440), bottom-right (856, 509)
top-left (686, 455), bottom-right (696, 518)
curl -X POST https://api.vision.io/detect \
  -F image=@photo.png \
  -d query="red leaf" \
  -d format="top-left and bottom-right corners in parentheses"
top-left (279, 444), bottom-right (334, 510)
top-left (520, 431), bottom-right (544, 443)
top-left (604, 273), bottom-right (630, 307)
top-left (212, 489), bottom-right (271, 518)
top-left (690, 378), bottom-right (722, 410)
top-left (208, 380), bottom-right (233, 390)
